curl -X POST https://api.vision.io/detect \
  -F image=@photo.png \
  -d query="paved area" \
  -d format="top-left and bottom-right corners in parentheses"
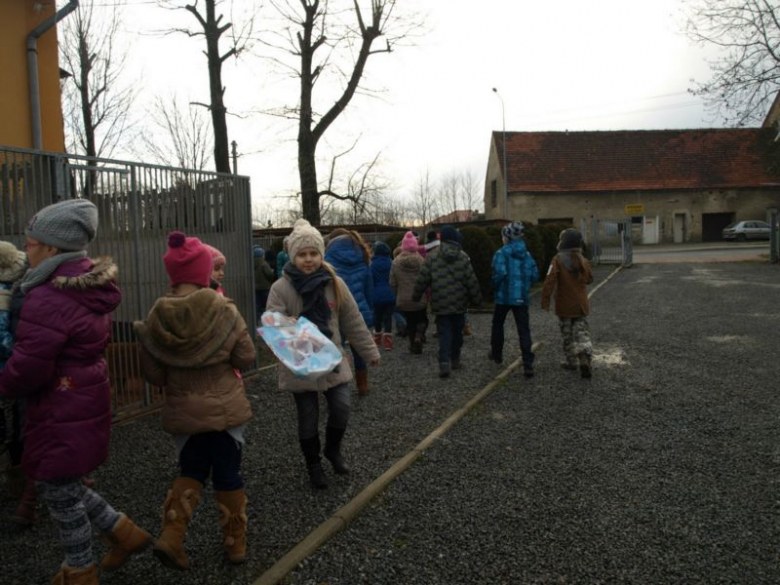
top-left (2, 262), bottom-right (779, 584)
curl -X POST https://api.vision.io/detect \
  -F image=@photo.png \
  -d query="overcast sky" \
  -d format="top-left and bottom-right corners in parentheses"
top-left (101, 0), bottom-right (723, 216)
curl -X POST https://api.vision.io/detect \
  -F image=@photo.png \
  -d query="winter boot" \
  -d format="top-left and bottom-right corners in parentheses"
top-left (300, 436), bottom-right (327, 489)
top-left (439, 362), bottom-right (451, 378)
top-left (579, 354), bottom-right (592, 379)
top-left (373, 332), bottom-right (381, 345)
top-left (324, 426), bottom-right (349, 475)
top-left (50, 563), bottom-right (98, 585)
top-left (153, 477), bottom-right (203, 571)
top-left (101, 513), bottom-right (152, 572)
top-left (382, 333), bottom-right (393, 351)
top-left (355, 369), bottom-right (369, 396)
top-left (463, 324), bottom-right (473, 336)
top-left (5, 465), bottom-right (25, 499)
top-left (410, 333), bottom-right (423, 355)
top-left (560, 359), bottom-right (578, 371)
top-left (11, 476), bottom-right (37, 525)
top-left (216, 488), bottom-right (248, 564)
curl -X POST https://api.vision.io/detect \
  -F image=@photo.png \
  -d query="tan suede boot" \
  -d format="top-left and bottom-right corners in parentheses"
top-left (11, 476), bottom-right (37, 526)
top-left (153, 477), bottom-right (202, 571)
top-left (216, 488), bottom-right (248, 564)
top-left (101, 513), bottom-right (152, 571)
top-left (50, 563), bottom-right (98, 585)
top-left (355, 369), bottom-right (369, 396)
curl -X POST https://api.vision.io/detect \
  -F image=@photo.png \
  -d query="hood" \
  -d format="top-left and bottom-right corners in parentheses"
top-left (325, 236), bottom-right (367, 269)
top-left (439, 241), bottom-right (462, 262)
top-left (372, 241), bottom-right (391, 257)
top-left (372, 255), bottom-right (392, 270)
top-left (0, 242), bottom-right (27, 284)
top-left (395, 252), bottom-right (424, 272)
top-left (52, 257), bottom-right (122, 315)
top-left (134, 288), bottom-right (240, 368)
top-left (506, 238), bottom-right (529, 259)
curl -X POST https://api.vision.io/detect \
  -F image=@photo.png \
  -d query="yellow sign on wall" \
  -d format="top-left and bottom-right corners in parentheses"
top-left (624, 203), bottom-right (645, 215)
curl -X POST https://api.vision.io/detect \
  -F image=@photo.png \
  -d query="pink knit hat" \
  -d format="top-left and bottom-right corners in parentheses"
top-left (203, 244), bottom-right (226, 266)
top-left (401, 231), bottom-right (419, 253)
top-left (163, 231), bottom-right (213, 288)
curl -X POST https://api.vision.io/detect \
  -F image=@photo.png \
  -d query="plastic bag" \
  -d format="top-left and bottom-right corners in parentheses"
top-left (257, 311), bottom-right (343, 380)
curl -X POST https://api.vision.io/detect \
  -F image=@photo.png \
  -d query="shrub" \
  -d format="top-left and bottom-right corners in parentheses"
top-left (460, 226), bottom-right (500, 303)
top-left (384, 232), bottom-right (404, 253)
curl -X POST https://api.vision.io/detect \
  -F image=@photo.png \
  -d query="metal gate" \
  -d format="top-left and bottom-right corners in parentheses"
top-left (590, 218), bottom-right (632, 267)
top-left (1, 145), bottom-right (255, 421)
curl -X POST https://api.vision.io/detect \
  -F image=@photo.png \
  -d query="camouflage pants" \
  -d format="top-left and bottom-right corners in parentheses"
top-left (559, 317), bottom-right (592, 365)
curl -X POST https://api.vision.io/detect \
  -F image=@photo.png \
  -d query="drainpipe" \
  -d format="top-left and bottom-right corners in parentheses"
top-left (27, 0), bottom-right (79, 150)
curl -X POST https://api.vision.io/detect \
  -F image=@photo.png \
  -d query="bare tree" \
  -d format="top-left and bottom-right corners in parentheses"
top-left (410, 168), bottom-right (437, 226)
top-left (60, 0), bottom-right (135, 159)
top-left (684, 0), bottom-right (780, 126)
top-left (460, 169), bottom-right (483, 214)
top-left (160, 0), bottom-right (255, 172)
top-left (141, 95), bottom-right (213, 170)
top-left (437, 171), bottom-right (461, 216)
top-left (264, 0), bottom-right (422, 224)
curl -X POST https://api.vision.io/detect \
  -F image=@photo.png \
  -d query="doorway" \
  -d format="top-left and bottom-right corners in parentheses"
top-left (673, 213), bottom-right (686, 243)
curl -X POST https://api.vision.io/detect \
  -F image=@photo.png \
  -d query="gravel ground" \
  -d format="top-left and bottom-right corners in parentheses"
top-left (3, 263), bottom-right (778, 584)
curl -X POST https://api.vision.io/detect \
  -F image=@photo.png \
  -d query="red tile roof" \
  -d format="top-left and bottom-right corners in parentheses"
top-left (493, 128), bottom-right (780, 193)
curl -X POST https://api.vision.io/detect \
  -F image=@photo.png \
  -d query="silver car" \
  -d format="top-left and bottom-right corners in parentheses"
top-left (722, 220), bottom-right (771, 241)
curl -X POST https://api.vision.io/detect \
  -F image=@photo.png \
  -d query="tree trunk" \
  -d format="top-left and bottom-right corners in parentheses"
top-left (298, 1), bottom-right (319, 224)
top-left (205, 1), bottom-right (231, 174)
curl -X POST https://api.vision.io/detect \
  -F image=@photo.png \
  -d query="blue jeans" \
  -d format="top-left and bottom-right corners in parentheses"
top-left (435, 313), bottom-right (465, 365)
top-left (491, 304), bottom-right (534, 368)
top-left (374, 302), bottom-right (394, 333)
top-left (179, 431), bottom-right (244, 491)
top-left (293, 383), bottom-right (351, 440)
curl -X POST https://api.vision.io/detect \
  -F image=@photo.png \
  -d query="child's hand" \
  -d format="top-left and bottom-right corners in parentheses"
top-left (369, 357), bottom-right (380, 367)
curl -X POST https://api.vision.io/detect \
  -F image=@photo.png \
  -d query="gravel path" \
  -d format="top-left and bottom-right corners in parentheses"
top-left (3, 263), bottom-right (778, 584)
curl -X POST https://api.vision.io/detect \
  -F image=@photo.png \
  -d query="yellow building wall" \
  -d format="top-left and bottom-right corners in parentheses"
top-left (0, 0), bottom-right (66, 152)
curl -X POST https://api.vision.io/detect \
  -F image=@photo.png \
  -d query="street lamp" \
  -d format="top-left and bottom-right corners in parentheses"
top-left (492, 87), bottom-right (508, 219)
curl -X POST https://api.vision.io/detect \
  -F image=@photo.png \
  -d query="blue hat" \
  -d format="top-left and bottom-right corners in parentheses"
top-left (253, 246), bottom-right (264, 258)
top-left (502, 222), bottom-right (524, 241)
top-left (372, 241), bottom-right (391, 256)
top-left (440, 225), bottom-right (461, 244)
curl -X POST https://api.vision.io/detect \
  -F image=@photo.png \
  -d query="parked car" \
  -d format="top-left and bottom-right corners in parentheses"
top-left (722, 220), bottom-right (771, 241)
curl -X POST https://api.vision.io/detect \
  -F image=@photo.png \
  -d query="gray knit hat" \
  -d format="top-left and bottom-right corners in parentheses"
top-left (287, 219), bottom-right (324, 259)
top-left (25, 199), bottom-right (98, 251)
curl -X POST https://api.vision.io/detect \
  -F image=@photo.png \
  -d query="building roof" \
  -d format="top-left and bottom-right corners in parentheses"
top-left (430, 209), bottom-right (480, 225)
top-left (493, 128), bottom-right (780, 193)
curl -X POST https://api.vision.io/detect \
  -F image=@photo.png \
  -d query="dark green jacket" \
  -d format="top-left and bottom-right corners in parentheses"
top-left (412, 241), bottom-right (481, 314)
top-left (254, 257), bottom-right (274, 291)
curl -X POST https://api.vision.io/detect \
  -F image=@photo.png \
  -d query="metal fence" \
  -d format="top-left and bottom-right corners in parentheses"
top-left (1, 145), bottom-right (255, 421)
top-left (590, 218), bottom-right (633, 267)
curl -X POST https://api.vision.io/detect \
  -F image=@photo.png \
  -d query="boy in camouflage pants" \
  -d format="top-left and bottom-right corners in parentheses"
top-left (541, 228), bottom-right (594, 378)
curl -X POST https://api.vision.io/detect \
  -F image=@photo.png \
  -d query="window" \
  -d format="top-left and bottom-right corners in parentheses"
top-left (490, 180), bottom-right (497, 208)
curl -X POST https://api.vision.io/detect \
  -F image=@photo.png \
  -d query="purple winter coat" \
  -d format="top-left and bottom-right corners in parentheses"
top-left (0, 257), bottom-right (121, 481)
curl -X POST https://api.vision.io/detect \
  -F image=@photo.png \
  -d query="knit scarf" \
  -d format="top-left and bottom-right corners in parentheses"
top-left (19, 251), bottom-right (86, 295)
top-left (284, 264), bottom-right (334, 339)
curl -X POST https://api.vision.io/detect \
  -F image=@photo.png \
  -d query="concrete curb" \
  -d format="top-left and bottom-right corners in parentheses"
top-left (252, 264), bottom-right (623, 585)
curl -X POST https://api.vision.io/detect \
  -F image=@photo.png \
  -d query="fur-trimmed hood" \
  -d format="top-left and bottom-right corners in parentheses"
top-left (0, 242), bottom-right (27, 284)
top-left (134, 288), bottom-right (241, 368)
top-left (47, 257), bottom-right (122, 316)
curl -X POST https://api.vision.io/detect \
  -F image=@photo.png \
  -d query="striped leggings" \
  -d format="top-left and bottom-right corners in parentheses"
top-left (36, 479), bottom-right (121, 569)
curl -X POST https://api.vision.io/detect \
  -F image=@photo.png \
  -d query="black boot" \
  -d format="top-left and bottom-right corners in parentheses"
top-left (324, 426), bottom-right (350, 475)
top-left (300, 436), bottom-right (327, 489)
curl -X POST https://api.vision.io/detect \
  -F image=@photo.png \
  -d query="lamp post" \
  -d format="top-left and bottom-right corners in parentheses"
top-left (492, 87), bottom-right (508, 219)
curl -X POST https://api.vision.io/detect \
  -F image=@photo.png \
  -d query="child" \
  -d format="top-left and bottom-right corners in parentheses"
top-left (0, 199), bottom-right (150, 584)
top-left (489, 221), bottom-right (539, 378)
top-left (390, 231), bottom-right (428, 354)
top-left (541, 228), bottom-right (595, 378)
top-left (412, 225), bottom-right (481, 378)
top-left (267, 219), bottom-right (380, 489)
top-left (370, 241), bottom-right (395, 350)
top-left (324, 228), bottom-right (375, 394)
top-left (134, 231), bottom-right (256, 569)
top-left (205, 243), bottom-right (227, 295)
top-left (0, 241), bottom-right (27, 508)
top-left (253, 245), bottom-right (274, 316)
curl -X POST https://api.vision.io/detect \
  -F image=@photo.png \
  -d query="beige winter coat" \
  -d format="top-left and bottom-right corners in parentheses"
top-left (134, 288), bottom-right (255, 435)
top-left (390, 252), bottom-right (426, 312)
top-left (266, 273), bottom-right (380, 392)
top-left (541, 253), bottom-right (594, 318)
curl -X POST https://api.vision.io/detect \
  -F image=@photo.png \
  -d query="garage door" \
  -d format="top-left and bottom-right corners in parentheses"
top-left (701, 212), bottom-right (734, 242)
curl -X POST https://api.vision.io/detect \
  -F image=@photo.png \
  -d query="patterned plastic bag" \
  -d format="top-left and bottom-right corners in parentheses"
top-left (257, 311), bottom-right (343, 380)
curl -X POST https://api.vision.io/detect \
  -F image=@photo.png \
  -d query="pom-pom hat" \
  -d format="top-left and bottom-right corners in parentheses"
top-left (204, 244), bottom-right (226, 266)
top-left (401, 231), bottom-right (419, 253)
top-left (163, 231), bottom-right (213, 288)
top-left (286, 219), bottom-right (324, 259)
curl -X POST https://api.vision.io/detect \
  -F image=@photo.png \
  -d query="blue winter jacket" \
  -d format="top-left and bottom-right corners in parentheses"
top-left (491, 239), bottom-right (539, 306)
top-left (325, 236), bottom-right (374, 327)
top-left (371, 252), bottom-right (395, 306)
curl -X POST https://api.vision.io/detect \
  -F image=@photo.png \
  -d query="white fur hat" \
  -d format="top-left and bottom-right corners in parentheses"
top-left (0, 241), bottom-right (27, 284)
